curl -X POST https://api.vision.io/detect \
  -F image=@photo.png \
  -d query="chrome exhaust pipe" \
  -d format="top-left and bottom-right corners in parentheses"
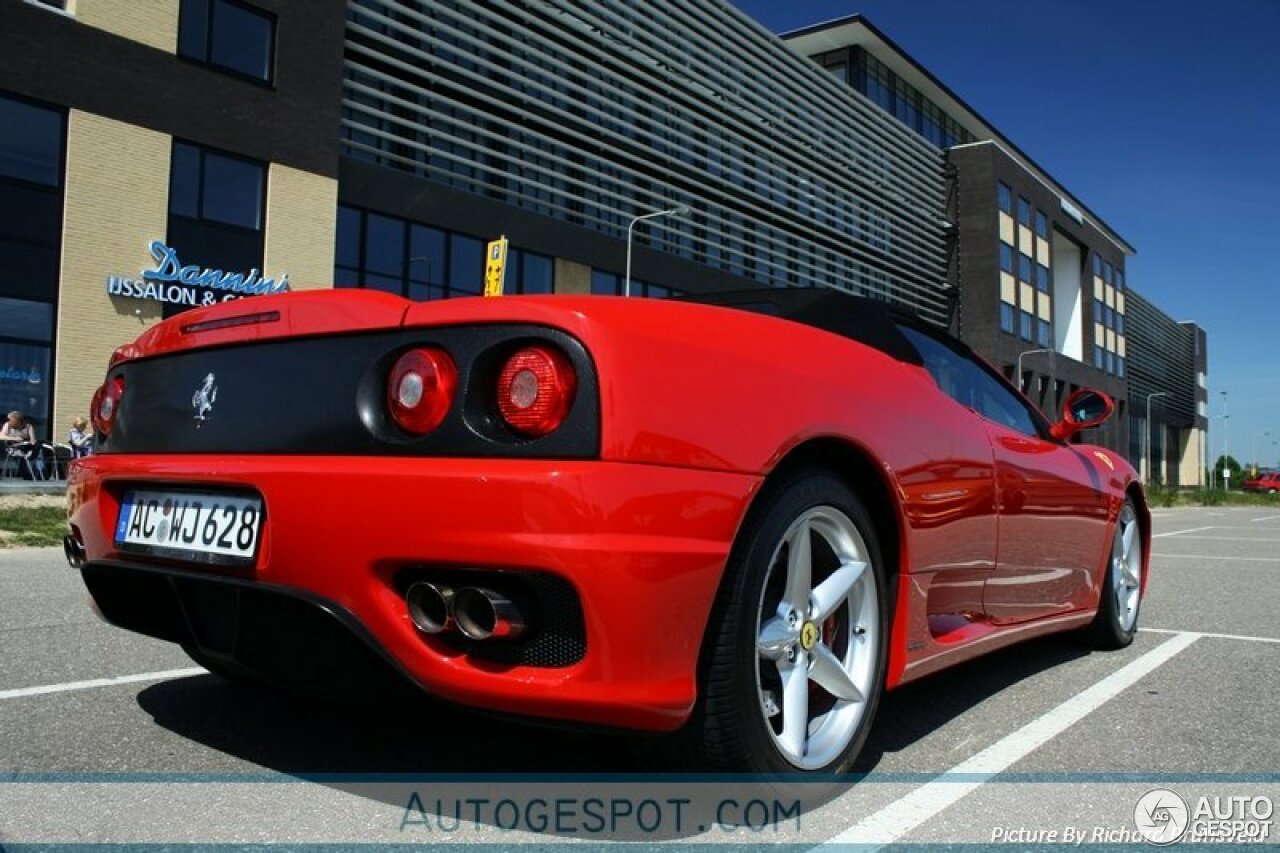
top-left (405, 582), bottom-right (454, 634)
top-left (453, 587), bottom-right (527, 641)
top-left (63, 534), bottom-right (84, 569)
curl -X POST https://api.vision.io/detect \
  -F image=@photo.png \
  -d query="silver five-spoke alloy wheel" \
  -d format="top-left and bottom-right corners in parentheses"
top-left (755, 506), bottom-right (879, 769)
top-left (1112, 503), bottom-right (1142, 633)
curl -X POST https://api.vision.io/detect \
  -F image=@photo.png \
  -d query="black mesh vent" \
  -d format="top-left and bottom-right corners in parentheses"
top-left (395, 568), bottom-right (586, 668)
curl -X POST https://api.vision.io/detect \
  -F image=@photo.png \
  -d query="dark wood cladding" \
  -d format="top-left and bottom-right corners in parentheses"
top-left (0, 0), bottom-right (344, 177)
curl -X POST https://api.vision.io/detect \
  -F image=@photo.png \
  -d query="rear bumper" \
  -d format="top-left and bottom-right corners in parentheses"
top-left (68, 455), bottom-right (760, 731)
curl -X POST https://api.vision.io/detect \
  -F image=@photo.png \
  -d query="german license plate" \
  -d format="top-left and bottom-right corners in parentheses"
top-left (114, 489), bottom-right (263, 564)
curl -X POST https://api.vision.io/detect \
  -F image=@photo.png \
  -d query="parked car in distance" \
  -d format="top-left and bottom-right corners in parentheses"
top-left (1243, 470), bottom-right (1280, 494)
top-left (66, 287), bottom-right (1149, 776)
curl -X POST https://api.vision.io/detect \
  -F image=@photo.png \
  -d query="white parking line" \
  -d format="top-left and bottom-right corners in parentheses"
top-left (1153, 553), bottom-right (1280, 563)
top-left (0, 667), bottom-right (205, 701)
top-left (1160, 535), bottom-right (1280, 543)
top-left (1251, 515), bottom-right (1280, 523)
top-left (1151, 526), bottom-right (1214, 538)
top-left (1169, 524), bottom-right (1280, 532)
top-left (1143, 627), bottom-right (1280, 645)
top-left (817, 632), bottom-right (1198, 850)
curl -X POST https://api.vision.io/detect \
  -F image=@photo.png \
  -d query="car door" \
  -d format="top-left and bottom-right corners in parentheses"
top-left (897, 325), bottom-right (1109, 625)
top-left (958, 361), bottom-right (1111, 624)
top-left (894, 326), bottom-right (1000, 624)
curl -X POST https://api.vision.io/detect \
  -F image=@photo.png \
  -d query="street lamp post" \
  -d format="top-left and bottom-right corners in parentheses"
top-left (1016, 348), bottom-right (1053, 394)
top-left (624, 205), bottom-right (690, 297)
top-left (1145, 392), bottom-right (1169, 484)
top-left (1252, 431), bottom-right (1271, 474)
top-left (1221, 391), bottom-right (1230, 490)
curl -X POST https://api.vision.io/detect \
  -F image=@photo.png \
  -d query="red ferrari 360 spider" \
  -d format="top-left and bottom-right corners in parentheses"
top-left (66, 288), bottom-right (1148, 775)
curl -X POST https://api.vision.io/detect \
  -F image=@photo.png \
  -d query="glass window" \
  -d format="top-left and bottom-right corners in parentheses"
top-left (1000, 302), bottom-right (1014, 333)
top-left (448, 235), bottom-right (483, 294)
top-left (0, 297), bottom-right (53, 342)
top-left (178, 0), bottom-right (210, 59)
top-left (997, 182), bottom-right (1012, 214)
top-left (0, 340), bottom-right (52, 438)
top-left (1034, 210), bottom-right (1048, 238)
top-left (168, 142), bottom-right (200, 219)
top-left (1017, 196), bottom-right (1031, 226)
top-left (0, 96), bottom-right (63, 187)
top-left (211, 0), bottom-right (274, 80)
top-left (898, 324), bottom-right (1042, 438)
top-left (999, 243), bottom-right (1013, 273)
top-left (517, 250), bottom-right (553, 294)
top-left (165, 141), bottom-right (264, 317)
top-left (0, 182), bottom-right (60, 246)
top-left (335, 206), bottom-right (361, 269)
top-left (1094, 346), bottom-right (1104, 369)
top-left (364, 214), bottom-right (405, 277)
top-left (591, 270), bottom-right (619, 295)
top-left (1036, 264), bottom-right (1049, 292)
top-left (407, 224), bottom-right (446, 300)
top-left (1103, 261), bottom-right (1113, 285)
top-left (1037, 320), bottom-right (1050, 348)
top-left (1018, 254), bottom-right (1031, 282)
top-left (201, 150), bottom-right (263, 228)
top-left (179, 0), bottom-right (275, 83)
top-left (0, 239), bottom-right (57, 301)
top-left (1116, 357), bottom-right (1125, 378)
top-left (1115, 270), bottom-right (1125, 292)
top-left (170, 141), bottom-right (264, 230)
top-left (1093, 254), bottom-right (1102, 276)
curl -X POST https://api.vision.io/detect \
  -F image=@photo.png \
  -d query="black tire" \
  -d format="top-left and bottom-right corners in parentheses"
top-left (673, 467), bottom-right (889, 774)
top-left (1083, 499), bottom-right (1143, 650)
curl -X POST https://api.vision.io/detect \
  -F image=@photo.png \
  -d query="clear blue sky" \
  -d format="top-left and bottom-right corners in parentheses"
top-left (730, 0), bottom-right (1280, 468)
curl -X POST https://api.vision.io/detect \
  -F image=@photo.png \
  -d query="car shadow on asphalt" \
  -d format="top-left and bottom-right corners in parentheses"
top-left (133, 634), bottom-right (1092, 838)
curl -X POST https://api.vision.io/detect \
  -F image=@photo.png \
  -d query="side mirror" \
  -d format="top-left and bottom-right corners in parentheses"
top-left (1050, 388), bottom-right (1114, 441)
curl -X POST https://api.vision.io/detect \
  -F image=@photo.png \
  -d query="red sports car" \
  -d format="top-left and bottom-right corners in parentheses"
top-left (1243, 471), bottom-right (1280, 494)
top-left (66, 288), bottom-right (1148, 775)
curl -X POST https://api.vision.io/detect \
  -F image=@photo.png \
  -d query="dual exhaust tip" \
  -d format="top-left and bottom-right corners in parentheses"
top-left (406, 582), bottom-right (526, 641)
top-left (63, 534), bottom-right (86, 569)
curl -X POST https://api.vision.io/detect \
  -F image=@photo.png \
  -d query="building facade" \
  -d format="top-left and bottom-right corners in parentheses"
top-left (1124, 289), bottom-right (1208, 486)
top-left (1, 0), bottom-right (1205, 474)
top-left (0, 0), bottom-right (344, 439)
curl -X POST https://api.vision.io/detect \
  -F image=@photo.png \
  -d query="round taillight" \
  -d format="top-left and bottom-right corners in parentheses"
top-left (387, 347), bottom-right (456, 435)
top-left (91, 376), bottom-right (124, 437)
top-left (497, 345), bottom-right (576, 437)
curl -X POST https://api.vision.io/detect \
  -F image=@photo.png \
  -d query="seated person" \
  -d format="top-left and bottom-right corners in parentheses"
top-left (69, 416), bottom-right (94, 458)
top-left (2, 410), bottom-right (35, 445)
top-left (2, 410), bottom-right (38, 478)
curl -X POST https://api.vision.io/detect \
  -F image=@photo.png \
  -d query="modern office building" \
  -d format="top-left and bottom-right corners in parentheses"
top-left (1124, 289), bottom-right (1208, 486)
top-left (0, 0), bottom-right (1205, 475)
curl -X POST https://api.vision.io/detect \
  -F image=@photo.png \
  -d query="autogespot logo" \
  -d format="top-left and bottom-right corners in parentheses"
top-left (1134, 788), bottom-right (1190, 845)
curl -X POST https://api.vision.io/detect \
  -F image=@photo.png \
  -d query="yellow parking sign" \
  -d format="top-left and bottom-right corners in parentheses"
top-left (484, 236), bottom-right (509, 297)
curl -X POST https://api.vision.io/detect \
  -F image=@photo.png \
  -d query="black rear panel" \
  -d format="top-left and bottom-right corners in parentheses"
top-left (99, 325), bottom-right (599, 458)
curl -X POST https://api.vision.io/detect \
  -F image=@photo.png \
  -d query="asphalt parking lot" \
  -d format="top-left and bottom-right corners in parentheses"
top-left (1, 506), bottom-right (1277, 847)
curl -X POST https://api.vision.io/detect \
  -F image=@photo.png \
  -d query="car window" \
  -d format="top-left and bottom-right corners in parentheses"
top-left (898, 325), bottom-right (1043, 439)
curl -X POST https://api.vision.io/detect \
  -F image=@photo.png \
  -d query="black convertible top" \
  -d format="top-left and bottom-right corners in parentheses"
top-left (686, 288), bottom-right (925, 366)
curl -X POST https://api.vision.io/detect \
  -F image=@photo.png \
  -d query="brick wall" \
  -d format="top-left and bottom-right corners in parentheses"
top-left (264, 164), bottom-right (338, 292)
top-left (70, 0), bottom-right (178, 53)
top-left (55, 110), bottom-right (171, 436)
